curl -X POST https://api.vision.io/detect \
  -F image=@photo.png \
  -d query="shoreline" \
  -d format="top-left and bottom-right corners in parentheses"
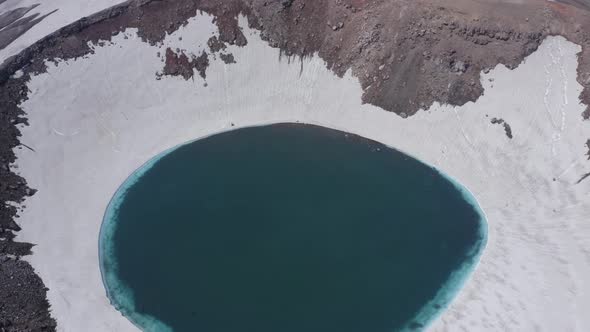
top-left (97, 122), bottom-right (489, 331)
top-left (7, 10), bottom-right (590, 332)
top-left (98, 150), bottom-right (173, 332)
top-left (402, 167), bottom-right (489, 332)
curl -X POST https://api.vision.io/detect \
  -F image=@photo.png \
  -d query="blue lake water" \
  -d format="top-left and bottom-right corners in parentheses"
top-left (99, 123), bottom-right (487, 332)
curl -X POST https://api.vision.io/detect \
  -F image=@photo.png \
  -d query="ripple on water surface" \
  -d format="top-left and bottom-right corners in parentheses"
top-left (99, 123), bottom-right (487, 332)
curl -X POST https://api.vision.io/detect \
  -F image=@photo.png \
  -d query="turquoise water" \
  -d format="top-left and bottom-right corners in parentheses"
top-left (99, 123), bottom-right (487, 332)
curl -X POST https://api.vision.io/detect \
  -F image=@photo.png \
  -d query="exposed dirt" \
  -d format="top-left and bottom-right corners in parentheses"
top-left (249, 0), bottom-right (590, 118)
top-left (491, 117), bottom-right (513, 139)
top-left (1, 1), bottom-right (589, 119)
top-left (220, 52), bottom-right (236, 64)
top-left (207, 36), bottom-right (227, 53)
top-left (160, 47), bottom-right (209, 80)
top-left (0, 67), bottom-right (54, 330)
top-left (0, 0), bottom-right (589, 329)
top-left (555, 0), bottom-right (590, 11)
top-left (207, 35), bottom-right (237, 64)
top-left (0, 256), bottom-right (56, 331)
top-left (0, 73), bottom-right (35, 235)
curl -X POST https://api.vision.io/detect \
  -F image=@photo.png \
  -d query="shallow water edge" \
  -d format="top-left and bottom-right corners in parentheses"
top-left (98, 122), bottom-right (488, 332)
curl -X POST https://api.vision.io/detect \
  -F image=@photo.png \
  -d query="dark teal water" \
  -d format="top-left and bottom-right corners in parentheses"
top-left (100, 123), bottom-right (487, 332)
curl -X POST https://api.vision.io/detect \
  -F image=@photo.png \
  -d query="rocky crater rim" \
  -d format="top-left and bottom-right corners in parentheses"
top-left (1, 0), bottom-right (589, 262)
top-left (0, 1), bottom-right (589, 330)
top-left (0, 0), bottom-right (589, 115)
top-left (1, 0), bottom-right (589, 266)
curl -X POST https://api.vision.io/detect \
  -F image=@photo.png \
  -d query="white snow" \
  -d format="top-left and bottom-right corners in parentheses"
top-left (0, 0), bottom-right (126, 62)
top-left (12, 13), bottom-right (590, 332)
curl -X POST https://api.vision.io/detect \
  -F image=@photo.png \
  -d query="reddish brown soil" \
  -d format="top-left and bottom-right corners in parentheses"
top-left (555, 0), bottom-right (590, 11)
top-left (161, 48), bottom-right (209, 80)
top-left (246, 0), bottom-right (590, 117)
top-left (3, 0), bottom-right (588, 117)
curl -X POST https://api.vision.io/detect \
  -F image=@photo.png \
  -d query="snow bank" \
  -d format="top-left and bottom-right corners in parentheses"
top-left (13, 13), bottom-right (590, 331)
